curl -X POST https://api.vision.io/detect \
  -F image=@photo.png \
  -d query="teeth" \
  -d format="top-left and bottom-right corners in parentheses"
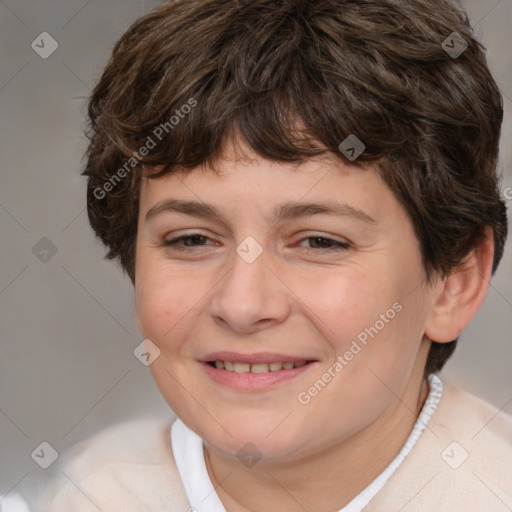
top-left (250, 363), bottom-right (270, 373)
top-left (211, 361), bottom-right (308, 373)
top-left (233, 362), bottom-right (251, 373)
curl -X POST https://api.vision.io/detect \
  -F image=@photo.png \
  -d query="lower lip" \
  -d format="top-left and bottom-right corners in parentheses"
top-left (200, 361), bottom-right (317, 391)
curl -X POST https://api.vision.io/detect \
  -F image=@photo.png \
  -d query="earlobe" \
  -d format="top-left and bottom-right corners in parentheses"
top-left (424, 228), bottom-right (494, 343)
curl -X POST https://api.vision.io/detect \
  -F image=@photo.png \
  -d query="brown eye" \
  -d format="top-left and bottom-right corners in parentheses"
top-left (297, 236), bottom-right (350, 251)
top-left (163, 233), bottom-right (217, 250)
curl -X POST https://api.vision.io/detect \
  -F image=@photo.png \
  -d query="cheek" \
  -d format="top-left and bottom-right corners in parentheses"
top-left (303, 269), bottom-right (398, 350)
top-left (308, 265), bottom-right (425, 392)
top-left (135, 259), bottom-right (221, 356)
top-left (137, 285), bottom-right (190, 348)
top-left (135, 253), bottom-right (191, 345)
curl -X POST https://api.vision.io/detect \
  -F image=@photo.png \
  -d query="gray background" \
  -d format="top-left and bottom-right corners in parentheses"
top-left (1, 0), bottom-right (511, 501)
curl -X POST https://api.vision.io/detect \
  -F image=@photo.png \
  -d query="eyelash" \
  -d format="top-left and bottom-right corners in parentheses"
top-left (162, 233), bottom-right (351, 252)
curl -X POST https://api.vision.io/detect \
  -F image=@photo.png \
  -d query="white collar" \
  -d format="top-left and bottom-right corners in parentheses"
top-left (171, 374), bottom-right (443, 512)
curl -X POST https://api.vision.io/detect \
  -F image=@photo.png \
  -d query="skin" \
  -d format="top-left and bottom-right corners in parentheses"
top-left (134, 136), bottom-right (494, 511)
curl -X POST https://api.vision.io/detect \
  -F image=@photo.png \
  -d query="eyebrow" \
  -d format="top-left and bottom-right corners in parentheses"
top-left (145, 199), bottom-right (377, 224)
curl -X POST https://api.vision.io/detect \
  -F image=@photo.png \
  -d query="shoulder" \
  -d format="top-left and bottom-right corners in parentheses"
top-left (367, 380), bottom-right (512, 511)
top-left (42, 417), bottom-right (190, 512)
top-left (434, 381), bottom-right (512, 454)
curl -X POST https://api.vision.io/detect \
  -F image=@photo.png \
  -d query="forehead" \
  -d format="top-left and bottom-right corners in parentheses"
top-left (142, 140), bottom-right (379, 197)
top-left (137, 137), bottom-right (406, 231)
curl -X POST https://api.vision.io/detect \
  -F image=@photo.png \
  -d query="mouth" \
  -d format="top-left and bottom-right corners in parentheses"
top-left (199, 352), bottom-right (319, 391)
top-left (206, 360), bottom-right (312, 373)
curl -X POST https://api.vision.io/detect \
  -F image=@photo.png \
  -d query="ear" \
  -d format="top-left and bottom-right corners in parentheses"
top-left (424, 228), bottom-right (495, 343)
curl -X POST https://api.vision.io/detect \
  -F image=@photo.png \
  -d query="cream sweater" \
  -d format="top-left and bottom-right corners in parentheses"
top-left (33, 381), bottom-right (512, 511)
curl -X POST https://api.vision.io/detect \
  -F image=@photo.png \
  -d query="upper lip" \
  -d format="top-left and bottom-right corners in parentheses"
top-left (200, 352), bottom-right (318, 364)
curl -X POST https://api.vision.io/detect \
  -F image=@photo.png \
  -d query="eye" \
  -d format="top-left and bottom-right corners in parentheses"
top-left (297, 236), bottom-right (351, 251)
top-left (162, 233), bottom-right (351, 253)
top-left (163, 233), bottom-right (217, 250)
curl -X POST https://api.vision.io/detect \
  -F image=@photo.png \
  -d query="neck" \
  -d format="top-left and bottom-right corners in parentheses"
top-left (204, 373), bottom-right (431, 512)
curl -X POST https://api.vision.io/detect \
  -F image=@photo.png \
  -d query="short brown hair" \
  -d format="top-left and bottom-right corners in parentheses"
top-left (83, 0), bottom-right (508, 375)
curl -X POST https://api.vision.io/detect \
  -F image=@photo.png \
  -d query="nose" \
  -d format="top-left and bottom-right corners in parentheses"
top-left (208, 244), bottom-right (292, 334)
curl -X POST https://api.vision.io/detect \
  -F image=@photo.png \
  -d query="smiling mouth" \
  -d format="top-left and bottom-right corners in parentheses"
top-left (207, 360), bottom-right (315, 373)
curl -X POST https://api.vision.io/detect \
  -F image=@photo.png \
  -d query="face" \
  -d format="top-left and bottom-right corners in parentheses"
top-left (135, 138), bottom-right (437, 463)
